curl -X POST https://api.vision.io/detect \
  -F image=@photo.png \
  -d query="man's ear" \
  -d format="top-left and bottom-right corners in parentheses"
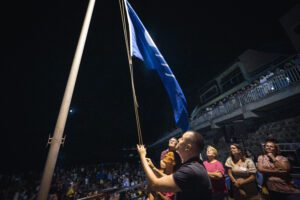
top-left (185, 144), bottom-right (192, 151)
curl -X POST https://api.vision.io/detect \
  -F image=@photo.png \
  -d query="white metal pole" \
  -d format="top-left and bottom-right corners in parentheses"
top-left (37, 0), bottom-right (96, 199)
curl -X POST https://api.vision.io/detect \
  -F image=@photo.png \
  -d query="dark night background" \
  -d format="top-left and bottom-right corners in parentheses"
top-left (1, 0), bottom-right (298, 173)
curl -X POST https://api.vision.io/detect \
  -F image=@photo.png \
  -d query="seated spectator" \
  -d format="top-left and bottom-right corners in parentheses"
top-left (257, 138), bottom-right (300, 200)
top-left (225, 143), bottom-right (259, 200)
top-left (204, 145), bottom-right (227, 200)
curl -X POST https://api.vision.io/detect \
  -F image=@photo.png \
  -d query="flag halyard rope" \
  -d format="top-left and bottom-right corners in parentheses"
top-left (119, 0), bottom-right (143, 145)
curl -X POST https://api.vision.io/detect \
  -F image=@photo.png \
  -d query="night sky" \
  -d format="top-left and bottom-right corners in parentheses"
top-left (2, 0), bottom-right (298, 172)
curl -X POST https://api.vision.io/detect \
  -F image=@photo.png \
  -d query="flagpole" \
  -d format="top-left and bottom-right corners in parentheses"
top-left (119, 0), bottom-right (143, 144)
top-left (37, 0), bottom-right (96, 199)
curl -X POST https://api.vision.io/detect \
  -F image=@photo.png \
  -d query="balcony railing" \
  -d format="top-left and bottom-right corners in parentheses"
top-left (192, 65), bottom-right (300, 126)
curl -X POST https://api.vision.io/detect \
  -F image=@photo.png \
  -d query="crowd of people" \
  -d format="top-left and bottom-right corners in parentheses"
top-left (191, 55), bottom-right (300, 122)
top-left (1, 131), bottom-right (300, 200)
top-left (138, 131), bottom-right (300, 200)
top-left (0, 162), bottom-right (147, 200)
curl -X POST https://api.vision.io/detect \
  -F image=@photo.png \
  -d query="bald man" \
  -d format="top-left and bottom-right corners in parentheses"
top-left (137, 131), bottom-right (212, 200)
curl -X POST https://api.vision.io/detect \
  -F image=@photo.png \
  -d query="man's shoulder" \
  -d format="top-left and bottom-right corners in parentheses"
top-left (174, 160), bottom-right (212, 193)
top-left (179, 161), bottom-right (206, 174)
top-left (173, 162), bottom-right (202, 184)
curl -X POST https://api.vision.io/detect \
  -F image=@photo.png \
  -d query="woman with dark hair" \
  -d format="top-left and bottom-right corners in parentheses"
top-left (225, 144), bottom-right (259, 200)
top-left (257, 138), bottom-right (300, 200)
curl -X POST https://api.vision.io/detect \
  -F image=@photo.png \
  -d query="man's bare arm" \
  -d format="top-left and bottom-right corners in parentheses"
top-left (146, 158), bottom-right (165, 178)
top-left (137, 145), bottom-right (181, 193)
top-left (148, 175), bottom-right (180, 192)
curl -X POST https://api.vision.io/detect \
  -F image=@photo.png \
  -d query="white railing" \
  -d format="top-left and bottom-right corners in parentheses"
top-left (192, 64), bottom-right (300, 125)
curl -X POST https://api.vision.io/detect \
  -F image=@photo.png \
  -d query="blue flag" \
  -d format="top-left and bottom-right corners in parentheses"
top-left (124, 0), bottom-right (189, 131)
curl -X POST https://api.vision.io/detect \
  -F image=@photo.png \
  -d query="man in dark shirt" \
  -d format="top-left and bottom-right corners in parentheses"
top-left (137, 131), bottom-right (212, 200)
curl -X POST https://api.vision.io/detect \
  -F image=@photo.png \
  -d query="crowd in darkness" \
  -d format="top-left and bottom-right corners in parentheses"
top-left (0, 162), bottom-right (147, 200)
top-left (1, 134), bottom-right (300, 200)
